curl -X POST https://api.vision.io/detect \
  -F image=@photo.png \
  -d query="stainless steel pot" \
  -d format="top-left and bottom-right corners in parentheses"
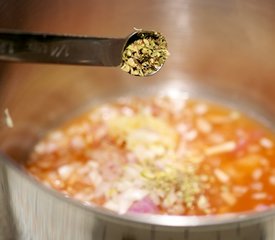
top-left (1, 0), bottom-right (275, 239)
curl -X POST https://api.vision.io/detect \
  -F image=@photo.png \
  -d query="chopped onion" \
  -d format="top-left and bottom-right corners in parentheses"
top-left (260, 138), bottom-right (273, 149)
top-left (88, 171), bottom-right (102, 185)
top-left (128, 196), bottom-right (158, 214)
top-left (196, 118), bottom-right (212, 134)
top-left (233, 186), bottom-right (248, 196)
top-left (194, 104), bottom-right (208, 115)
top-left (185, 130), bottom-right (198, 141)
top-left (252, 192), bottom-right (267, 200)
top-left (58, 165), bottom-right (74, 180)
top-left (214, 169), bottom-right (229, 183)
top-left (197, 195), bottom-right (209, 210)
top-left (269, 176), bottom-right (275, 186)
top-left (71, 136), bottom-right (85, 150)
top-left (221, 191), bottom-right (236, 205)
top-left (251, 182), bottom-right (263, 191)
top-left (252, 169), bottom-right (263, 180)
top-left (205, 141), bottom-right (236, 155)
top-left (104, 188), bottom-right (148, 214)
top-left (162, 191), bottom-right (177, 208)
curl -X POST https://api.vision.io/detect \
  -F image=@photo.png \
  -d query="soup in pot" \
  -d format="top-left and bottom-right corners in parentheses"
top-left (25, 96), bottom-right (275, 215)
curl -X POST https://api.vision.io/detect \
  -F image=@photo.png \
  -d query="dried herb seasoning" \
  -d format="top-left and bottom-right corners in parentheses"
top-left (121, 31), bottom-right (169, 77)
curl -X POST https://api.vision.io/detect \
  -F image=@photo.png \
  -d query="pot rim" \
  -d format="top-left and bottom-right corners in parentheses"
top-left (1, 152), bottom-right (275, 228)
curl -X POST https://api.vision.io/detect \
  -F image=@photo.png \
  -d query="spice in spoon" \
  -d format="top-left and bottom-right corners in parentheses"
top-left (121, 30), bottom-right (169, 77)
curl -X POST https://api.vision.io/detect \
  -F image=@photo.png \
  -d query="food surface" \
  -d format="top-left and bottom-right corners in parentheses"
top-left (26, 96), bottom-right (275, 215)
top-left (121, 31), bottom-right (169, 77)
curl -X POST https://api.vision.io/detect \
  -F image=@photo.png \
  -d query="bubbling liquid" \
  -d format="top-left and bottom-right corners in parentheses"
top-left (26, 96), bottom-right (275, 215)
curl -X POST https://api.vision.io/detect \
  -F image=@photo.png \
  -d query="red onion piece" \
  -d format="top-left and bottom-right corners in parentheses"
top-left (128, 197), bottom-right (158, 214)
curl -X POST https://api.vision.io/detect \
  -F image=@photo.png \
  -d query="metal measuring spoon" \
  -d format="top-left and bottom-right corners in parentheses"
top-left (0, 30), bottom-right (169, 76)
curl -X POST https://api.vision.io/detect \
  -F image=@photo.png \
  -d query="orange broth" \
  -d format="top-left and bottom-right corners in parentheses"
top-left (26, 96), bottom-right (275, 215)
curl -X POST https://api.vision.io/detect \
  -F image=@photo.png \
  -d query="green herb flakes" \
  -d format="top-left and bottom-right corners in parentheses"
top-left (121, 31), bottom-right (169, 77)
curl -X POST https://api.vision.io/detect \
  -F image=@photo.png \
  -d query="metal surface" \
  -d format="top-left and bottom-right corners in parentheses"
top-left (0, 0), bottom-right (275, 239)
top-left (0, 30), bottom-right (166, 75)
top-left (0, 31), bottom-right (125, 66)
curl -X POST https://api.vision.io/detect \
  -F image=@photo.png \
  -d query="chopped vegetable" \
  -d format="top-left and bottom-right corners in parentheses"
top-left (26, 96), bottom-right (275, 216)
top-left (128, 197), bottom-right (158, 214)
top-left (205, 141), bottom-right (236, 155)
